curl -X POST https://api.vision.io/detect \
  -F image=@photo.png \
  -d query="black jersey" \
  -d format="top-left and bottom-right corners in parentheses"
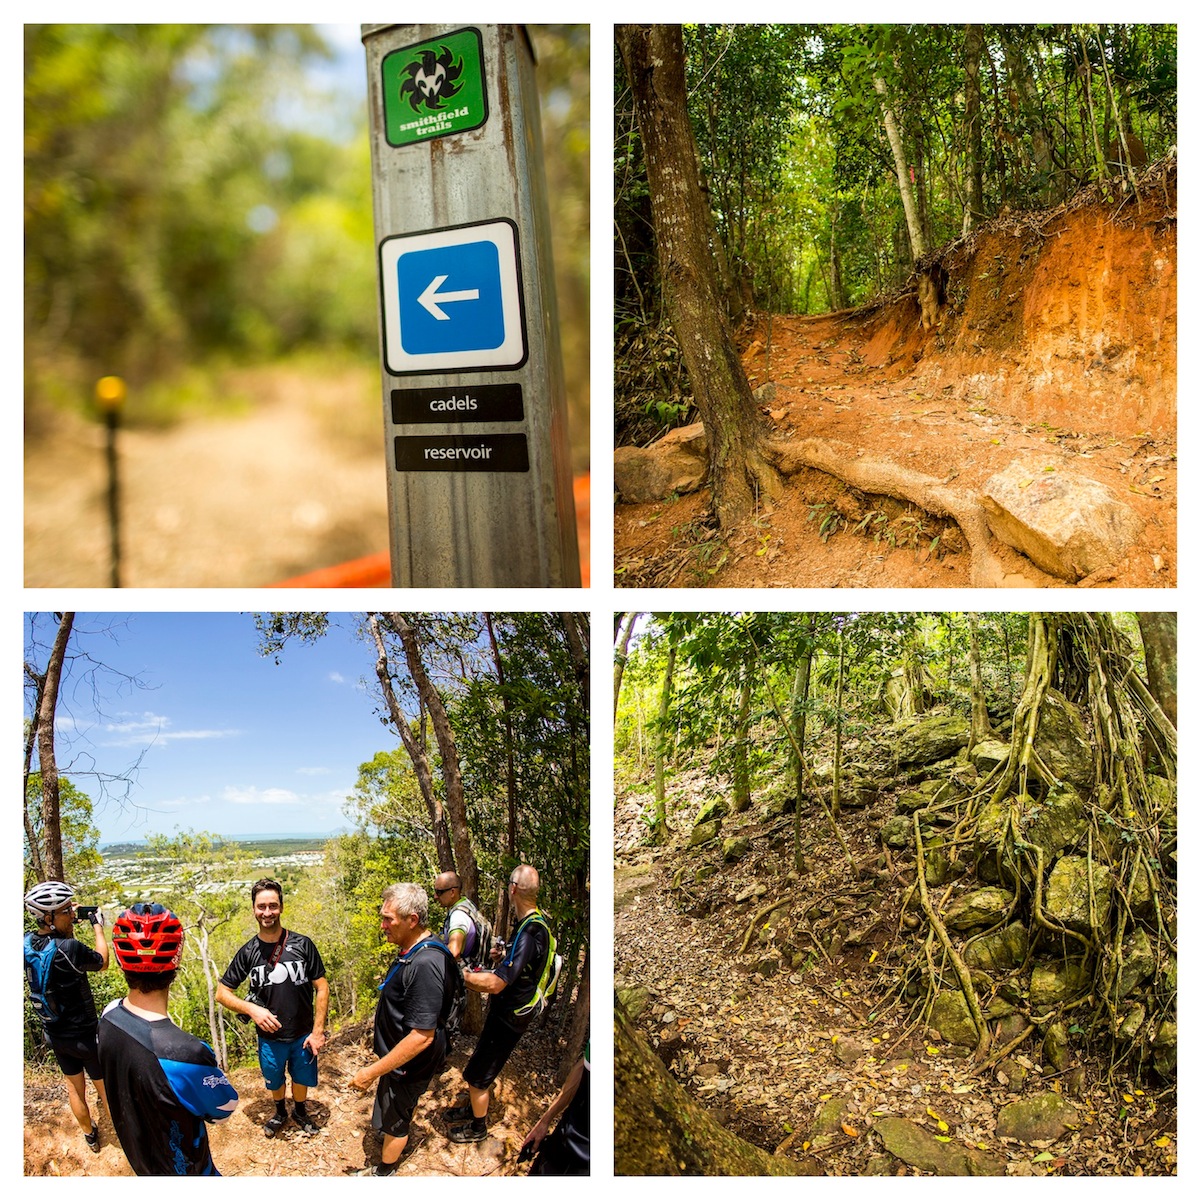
top-left (23, 932), bottom-right (104, 1039)
top-left (98, 1000), bottom-right (238, 1176)
top-left (219, 929), bottom-right (326, 1042)
top-left (493, 911), bottom-right (552, 1023)
top-left (374, 939), bottom-right (451, 1076)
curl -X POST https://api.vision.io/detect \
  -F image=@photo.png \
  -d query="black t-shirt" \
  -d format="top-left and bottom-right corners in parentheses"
top-left (493, 912), bottom-right (552, 1023)
top-left (25, 932), bottom-right (104, 1039)
top-left (219, 930), bottom-right (326, 1042)
top-left (98, 1000), bottom-right (238, 1176)
top-left (374, 939), bottom-right (451, 1076)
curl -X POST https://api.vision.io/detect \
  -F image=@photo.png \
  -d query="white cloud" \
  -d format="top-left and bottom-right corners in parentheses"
top-left (222, 785), bottom-right (300, 806)
top-left (101, 712), bottom-right (239, 747)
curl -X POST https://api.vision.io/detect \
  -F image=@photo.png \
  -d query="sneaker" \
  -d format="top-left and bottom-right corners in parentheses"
top-left (357, 1162), bottom-right (398, 1177)
top-left (264, 1111), bottom-right (289, 1138)
top-left (447, 1122), bottom-right (488, 1144)
top-left (294, 1111), bottom-right (319, 1137)
top-left (84, 1124), bottom-right (100, 1153)
top-left (443, 1102), bottom-right (473, 1123)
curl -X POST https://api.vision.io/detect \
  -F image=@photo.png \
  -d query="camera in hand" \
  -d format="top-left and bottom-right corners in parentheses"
top-left (75, 905), bottom-right (100, 923)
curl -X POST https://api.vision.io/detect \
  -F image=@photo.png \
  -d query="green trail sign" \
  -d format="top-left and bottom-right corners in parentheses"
top-left (382, 27), bottom-right (488, 147)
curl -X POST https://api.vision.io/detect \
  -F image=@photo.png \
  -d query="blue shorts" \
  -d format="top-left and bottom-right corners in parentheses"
top-left (257, 1034), bottom-right (318, 1091)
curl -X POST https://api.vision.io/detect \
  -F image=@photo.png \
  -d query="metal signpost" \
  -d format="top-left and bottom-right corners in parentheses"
top-left (362, 24), bottom-right (581, 587)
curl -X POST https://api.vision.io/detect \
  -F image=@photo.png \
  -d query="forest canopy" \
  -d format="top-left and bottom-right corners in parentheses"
top-left (615, 24), bottom-right (1177, 441)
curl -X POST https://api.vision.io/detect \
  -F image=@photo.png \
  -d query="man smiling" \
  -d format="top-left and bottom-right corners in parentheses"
top-left (216, 878), bottom-right (328, 1138)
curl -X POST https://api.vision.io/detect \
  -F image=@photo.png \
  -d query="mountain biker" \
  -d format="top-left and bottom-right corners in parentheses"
top-left (98, 904), bottom-right (238, 1175)
top-left (23, 880), bottom-right (109, 1153)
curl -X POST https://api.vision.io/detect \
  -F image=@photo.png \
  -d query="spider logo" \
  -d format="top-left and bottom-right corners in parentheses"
top-left (398, 46), bottom-right (465, 113)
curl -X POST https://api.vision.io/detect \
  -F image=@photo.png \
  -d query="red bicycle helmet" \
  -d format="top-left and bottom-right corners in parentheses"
top-left (111, 904), bottom-right (184, 972)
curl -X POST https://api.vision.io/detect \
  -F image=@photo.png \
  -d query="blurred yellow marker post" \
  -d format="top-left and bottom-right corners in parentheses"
top-left (95, 375), bottom-right (126, 587)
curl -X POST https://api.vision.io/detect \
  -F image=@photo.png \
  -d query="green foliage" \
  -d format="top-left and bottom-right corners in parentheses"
top-left (24, 24), bottom-right (376, 414)
top-left (25, 775), bottom-right (106, 891)
top-left (614, 20), bottom-right (1177, 376)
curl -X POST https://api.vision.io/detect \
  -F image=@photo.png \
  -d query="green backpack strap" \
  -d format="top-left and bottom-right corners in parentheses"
top-left (511, 911), bottom-right (558, 1018)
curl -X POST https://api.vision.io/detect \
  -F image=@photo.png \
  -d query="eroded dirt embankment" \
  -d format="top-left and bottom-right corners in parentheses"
top-left (615, 165), bottom-right (1175, 589)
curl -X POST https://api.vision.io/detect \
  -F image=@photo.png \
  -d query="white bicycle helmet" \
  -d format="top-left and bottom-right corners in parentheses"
top-left (24, 880), bottom-right (75, 921)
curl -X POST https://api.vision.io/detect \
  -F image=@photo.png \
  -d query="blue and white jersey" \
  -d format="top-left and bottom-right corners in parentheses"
top-left (98, 999), bottom-right (238, 1176)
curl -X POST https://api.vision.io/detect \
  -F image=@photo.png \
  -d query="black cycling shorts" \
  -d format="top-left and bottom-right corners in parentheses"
top-left (371, 1059), bottom-right (439, 1139)
top-left (462, 1007), bottom-right (530, 1091)
top-left (47, 1030), bottom-right (103, 1080)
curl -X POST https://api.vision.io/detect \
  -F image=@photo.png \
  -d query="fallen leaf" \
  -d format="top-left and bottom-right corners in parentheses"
top-left (842, 1123), bottom-right (859, 1137)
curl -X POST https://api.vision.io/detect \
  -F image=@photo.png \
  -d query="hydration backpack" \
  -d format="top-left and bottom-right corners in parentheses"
top-left (23, 933), bottom-right (62, 1029)
top-left (448, 897), bottom-right (496, 971)
top-left (383, 937), bottom-right (465, 1048)
top-left (509, 912), bottom-right (563, 1019)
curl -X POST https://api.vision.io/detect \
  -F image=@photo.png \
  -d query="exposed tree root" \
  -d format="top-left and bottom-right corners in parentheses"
top-left (764, 436), bottom-right (1059, 588)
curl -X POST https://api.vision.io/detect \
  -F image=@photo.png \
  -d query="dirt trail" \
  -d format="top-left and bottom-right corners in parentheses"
top-left (614, 773), bottom-right (1177, 1175)
top-left (616, 169), bottom-right (1176, 589)
top-left (24, 1021), bottom-right (559, 1177)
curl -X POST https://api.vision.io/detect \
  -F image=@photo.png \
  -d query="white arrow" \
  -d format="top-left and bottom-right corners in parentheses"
top-left (417, 274), bottom-right (480, 321)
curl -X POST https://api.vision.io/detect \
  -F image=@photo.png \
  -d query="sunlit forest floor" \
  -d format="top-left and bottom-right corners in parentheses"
top-left (24, 1017), bottom-right (562, 1177)
top-left (25, 359), bottom-right (389, 587)
top-left (616, 172), bottom-right (1175, 589)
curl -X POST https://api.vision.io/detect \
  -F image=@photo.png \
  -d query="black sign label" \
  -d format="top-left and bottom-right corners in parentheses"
top-left (392, 383), bottom-right (524, 425)
top-left (394, 434), bottom-right (529, 472)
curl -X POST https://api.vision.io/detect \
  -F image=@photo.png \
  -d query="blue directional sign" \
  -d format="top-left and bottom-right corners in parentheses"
top-left (379, 219), bottom-right (526, 374)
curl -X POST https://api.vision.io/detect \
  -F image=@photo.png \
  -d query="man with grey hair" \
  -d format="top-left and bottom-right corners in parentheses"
top-left (349, 883), bottom-right (456, 1175)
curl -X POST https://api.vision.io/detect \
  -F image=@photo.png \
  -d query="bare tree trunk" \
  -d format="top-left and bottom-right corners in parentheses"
top-left (484, 614), bottom-right (519, 895)
top-left (874, 74), bottom-right (926, 261)
top-left (1136, 612), bottom-right (1177, 730)
top-left (560, 612), bottom-right (590, 712)
top-left (967, 611), bottom-right (993, 752)
top-left (618, 24), bottom-right (782, 529)
top-left (561, 952), bottom-right (589, 1082)
top-left (652, 641), bottom-right (676, 841)
top-left (731, 671), bottom-right (753, 813)
top-left (387, 613), bottom-right (478, 902)
top-left (35, 613), bottom-right (74, 882)
top-left (614, 612), bottom-right (637, 726)
top-left (367, 615), bottom-right (454, 872)
top-left (962, 25), bottom-right (985, 233)
top-left (790, 618), bottom-right (815, 874)
top-left (831, 624), bottom-right (846, 821)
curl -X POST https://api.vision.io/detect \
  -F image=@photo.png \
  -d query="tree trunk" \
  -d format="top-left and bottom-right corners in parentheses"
top-left (614, 612), bottom-right (637, 725)
top-left (617, 24), bottom-right (782, 529)
top-left (831, 625), bottom-right (846, 821)
top-left (1136, 612), bottom-right (1177, 730)
top-left (874, 74), bottom-right (926, 261)
top-left (789, 620), bottom-right (814, 874)
top-left (731, 672), bottom-right (753, 813)
top-left (652, 641), bottom-right (677, 841)
top-left (561, 952), bottom-right (590, 1082)
top-left (1000, 30), bottom-right (1056, 201)
top-left (560, 612), bottom-right (590, 713)
top-left (35, 612), bottom-right (74, 882)
top-left (962, 27), bottom-right (985, 227)
top-left (967, 611), bottom-right (993, 751)
top-left (388, 614), bottom-right (478, 902)
top-left (962, 25), bottom-right (985, 232)
top-left (615, 1000), bottom-right (804, 1175)
top-left (482, 619), bottom-right (516, 902)
top-left (367, 615), bottom-right (454, 873)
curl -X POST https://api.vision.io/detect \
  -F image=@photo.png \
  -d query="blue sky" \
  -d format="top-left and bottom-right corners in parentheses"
top-left (26, 613), bottom-right (402, 843)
